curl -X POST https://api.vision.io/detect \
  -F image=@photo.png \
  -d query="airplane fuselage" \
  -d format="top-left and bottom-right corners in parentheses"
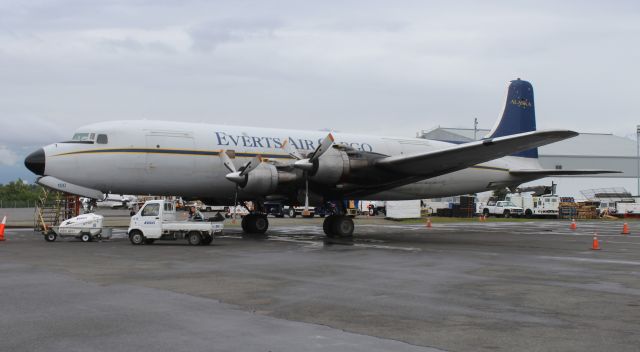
top-left (40, 120), bottom-right (538, 203)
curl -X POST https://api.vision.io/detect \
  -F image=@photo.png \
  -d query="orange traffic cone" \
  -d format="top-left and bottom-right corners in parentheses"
top-left (426, 217), bottom-right (432, 228)
top-left (621, 222), bottom-right (630, 235)
top-left (570, 219), bottom-right (577, 230)
top-left (0, 216), bottom-right (6, 241)
top-left (478, 215), bottom-right (483, 222)
top-left (591, 233), bottom-right (600, 250)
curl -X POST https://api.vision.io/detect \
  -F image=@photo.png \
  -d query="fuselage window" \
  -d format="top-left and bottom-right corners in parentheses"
top-left (97, 134), bottom-right (108, 144)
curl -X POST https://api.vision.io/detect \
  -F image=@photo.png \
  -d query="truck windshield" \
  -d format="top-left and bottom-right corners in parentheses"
top-left (141, 204), bottom-right (160, 217)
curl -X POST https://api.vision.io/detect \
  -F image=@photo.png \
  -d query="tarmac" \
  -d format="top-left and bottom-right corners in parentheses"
top-left (1, 214), bottom-right (640, 352)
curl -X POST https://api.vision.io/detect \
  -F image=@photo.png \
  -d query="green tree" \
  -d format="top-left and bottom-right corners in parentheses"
top-left (492, 187), bottom-right (509, 201)
top-left (0, 179), bottom-right (42, 202)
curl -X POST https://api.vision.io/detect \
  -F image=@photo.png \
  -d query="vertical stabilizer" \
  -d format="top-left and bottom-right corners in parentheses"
top-left (487, 78), bottom-right (537, 158)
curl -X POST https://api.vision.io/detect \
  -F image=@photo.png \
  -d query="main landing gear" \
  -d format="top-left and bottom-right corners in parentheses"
top-left (323, 215), bottom-right (354, 238)
top-left (241, 213), bottom-right (269, 234)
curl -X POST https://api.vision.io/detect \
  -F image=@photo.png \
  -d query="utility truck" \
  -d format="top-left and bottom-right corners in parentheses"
top-left (482, 200), bottom-right (524, 218)
top-left (128, 200), bottom-right (224, 246)
top-left (505, 193), bottom-right (560, 218)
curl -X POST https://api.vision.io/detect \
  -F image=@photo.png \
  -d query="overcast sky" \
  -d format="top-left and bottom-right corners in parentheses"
top-left (1, 0), bottom-right (639, 183)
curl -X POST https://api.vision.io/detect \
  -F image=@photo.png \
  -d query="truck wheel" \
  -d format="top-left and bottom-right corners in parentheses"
top-left (483, 209), bottom-right (490, 217)
top-left (129, 230), bottom-right (144, 245)
top-left (45, 232), bottom-right (57, 242)
top-left (288, 208), bottom-right (296, 218)
top-left (188, 231), bottom-right (202, 245)
top-left (81, 233), bottom-right (92, 242)
top-left (503, 210), bottom-right (511, 218)
top-left (525, 209), bottom-right (533, 218)
top-left (202, 235), bottom-right (213, 245)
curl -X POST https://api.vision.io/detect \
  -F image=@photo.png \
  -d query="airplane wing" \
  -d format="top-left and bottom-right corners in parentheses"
top-left (375, 130), bottom-right (578, 177)
top-left (509, 169), bottom-right (621, 176)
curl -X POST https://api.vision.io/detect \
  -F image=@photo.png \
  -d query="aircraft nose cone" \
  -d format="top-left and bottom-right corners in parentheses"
top-left (24, 148), bottom-right (45, 175)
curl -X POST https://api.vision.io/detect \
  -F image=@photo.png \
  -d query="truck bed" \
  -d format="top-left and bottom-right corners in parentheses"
top-left (162, 221), bottom-right (223, 233)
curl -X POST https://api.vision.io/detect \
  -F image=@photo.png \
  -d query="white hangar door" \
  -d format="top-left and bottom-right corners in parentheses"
top-left (145, 131), bottom-right (196, 185)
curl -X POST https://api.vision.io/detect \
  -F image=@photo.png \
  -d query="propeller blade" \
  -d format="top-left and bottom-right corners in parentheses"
top-left (239, 156), bottom-right (262, 176)
top-left (281, 139), bottom-right (303, 160)
top-left (309, 133), bottom-right (334, 162)
top-left (219, 150), bottom-right (237, 173)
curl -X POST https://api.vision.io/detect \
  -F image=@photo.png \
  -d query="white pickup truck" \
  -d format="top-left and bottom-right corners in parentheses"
top-left (482, 201), bottom-right (524, 218)
top-left (128, 200), bottom-right (224, 246)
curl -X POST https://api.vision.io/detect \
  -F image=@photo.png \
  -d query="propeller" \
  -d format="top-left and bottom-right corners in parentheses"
top-left (285, 133), bottom-right (335, 216)
top-left (220, 151), bottom-right (262, 222)
top-left (293, 133), bottom-right (334, 171)
top-left (225, 155), bottom-right (262, 184)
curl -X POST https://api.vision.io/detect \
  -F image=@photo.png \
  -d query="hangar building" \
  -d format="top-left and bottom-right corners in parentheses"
top-left (417, 127), bottom-right (639, 199)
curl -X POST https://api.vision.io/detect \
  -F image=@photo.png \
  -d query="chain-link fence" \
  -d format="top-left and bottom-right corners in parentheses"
top-left (0, 200), bottom-right (36, 208)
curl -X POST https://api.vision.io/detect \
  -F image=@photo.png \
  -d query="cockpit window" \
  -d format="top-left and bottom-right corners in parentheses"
top-left (72, 133), bottom-right (93, 141)
top-left (97, 134), bottom-right (108, 144)
top-left (61, 132), bottom-right (96, 144)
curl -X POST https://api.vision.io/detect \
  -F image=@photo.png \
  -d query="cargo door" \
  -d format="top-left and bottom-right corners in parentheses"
top-left (145, 131), bottom-right (195, 181)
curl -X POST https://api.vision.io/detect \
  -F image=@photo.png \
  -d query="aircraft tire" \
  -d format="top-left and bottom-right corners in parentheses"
top-left (331, 216), bottom-right (354, 238)
top-left (252, 214), bottom-right (269, 234)
top-left (323, 215), bottom-right (337, 237)
top-left (241, 215), bottom-right (252, 232)
top-left (129, 231), bottom-right (144, 245)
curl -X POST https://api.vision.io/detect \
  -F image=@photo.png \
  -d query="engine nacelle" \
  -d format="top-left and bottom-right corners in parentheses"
top-left (237, 164), bottom-right (299, 195)
top-left (239, 163), bottom-right (278, 195)
top-left (308, 149), bottom-right (350, 184)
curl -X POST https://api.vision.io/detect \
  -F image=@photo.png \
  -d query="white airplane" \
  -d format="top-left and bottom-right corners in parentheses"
top-left (25, 79), bottom-right (615, 238)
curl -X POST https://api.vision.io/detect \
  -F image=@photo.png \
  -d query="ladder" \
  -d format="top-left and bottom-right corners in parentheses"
top-left (33, 187), bottom-right (82, 233)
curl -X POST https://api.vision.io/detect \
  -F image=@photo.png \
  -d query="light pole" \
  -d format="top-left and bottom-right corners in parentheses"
top-left (637, 125), bottom-right (640, 196)
top-left (474, 117), bottom-right (478, 140)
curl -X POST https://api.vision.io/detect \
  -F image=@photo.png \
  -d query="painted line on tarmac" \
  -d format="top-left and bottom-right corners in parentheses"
top-left (353, 243), bottom-right (421, 252)
top-left (538, 256), bottom-right (640, 266)
top-left (604, 240), bottom-right (640, 245)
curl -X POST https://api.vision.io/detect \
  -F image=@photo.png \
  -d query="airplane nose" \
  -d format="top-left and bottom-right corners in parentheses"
top-left (24, 148), bottom-right (45, 175)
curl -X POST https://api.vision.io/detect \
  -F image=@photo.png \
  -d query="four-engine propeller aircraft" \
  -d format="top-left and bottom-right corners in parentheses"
top-left (24, 79), bottom-right (616, 239)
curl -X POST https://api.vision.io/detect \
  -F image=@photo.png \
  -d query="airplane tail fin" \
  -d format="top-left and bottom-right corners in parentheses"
top-left (487, 78), bottom-right (537, 158)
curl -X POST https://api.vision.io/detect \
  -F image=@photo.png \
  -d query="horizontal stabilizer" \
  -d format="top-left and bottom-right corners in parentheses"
top-left (375, 130), bottom-right (578, 178)
top-left (509, 169), bottom-right (621, 176)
